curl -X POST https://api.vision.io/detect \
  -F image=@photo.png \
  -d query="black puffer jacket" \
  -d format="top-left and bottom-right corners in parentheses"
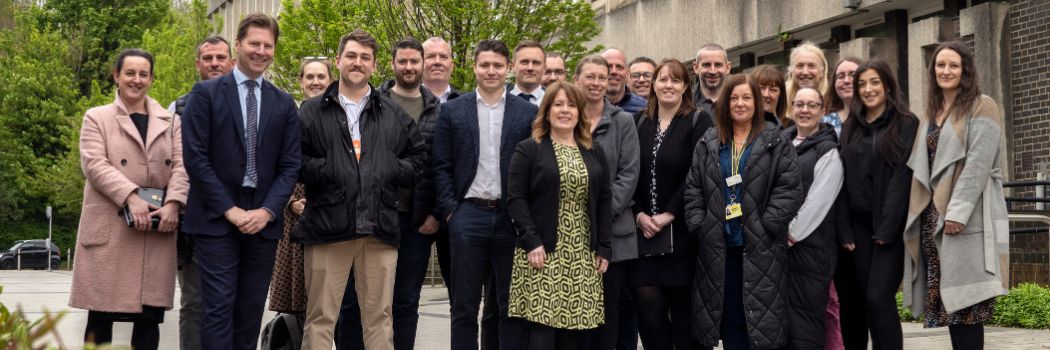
top-left (293, 82), bottom-right (426, 247)
top-left (685, 127), bottom-right (803, 349)
top-left (783, 124), bottom-right (840, 349)
top-left (378, 80), bottom-right (442, 226)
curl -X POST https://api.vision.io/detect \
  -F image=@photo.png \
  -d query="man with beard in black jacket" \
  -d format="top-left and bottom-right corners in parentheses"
top-left (294, 29), bottom-right (425, 350)
top-left (334, 37), bottom-right (448, 350)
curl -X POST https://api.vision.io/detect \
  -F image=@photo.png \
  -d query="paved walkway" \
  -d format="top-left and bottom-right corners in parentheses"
top-left (2, 270), bottom-right (1048, 349)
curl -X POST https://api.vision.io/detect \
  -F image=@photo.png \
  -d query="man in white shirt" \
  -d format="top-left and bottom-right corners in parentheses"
top-left (432, 39), bottom-right (539, 350)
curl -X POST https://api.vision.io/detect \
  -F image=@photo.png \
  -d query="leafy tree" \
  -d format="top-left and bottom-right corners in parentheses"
top-left (38, 0), bottom-right (170, 96)
top-left (273, 0), bottom-right (601, 99)
top-left (141, 0), bottom-right (224, 106)
top-left (0, 10), bottom-right (82, 222)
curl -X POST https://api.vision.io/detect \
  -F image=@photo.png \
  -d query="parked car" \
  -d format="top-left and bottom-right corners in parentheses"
top-left (0, 240), bottom-right (60, 270)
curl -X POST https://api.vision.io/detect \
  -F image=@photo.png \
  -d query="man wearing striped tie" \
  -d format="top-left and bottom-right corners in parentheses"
top-left (180, 13), bottom-right (301, 350)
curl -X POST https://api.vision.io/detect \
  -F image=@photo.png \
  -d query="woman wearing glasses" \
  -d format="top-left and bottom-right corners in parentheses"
top-left (783, 87), bottom-right (844, 349)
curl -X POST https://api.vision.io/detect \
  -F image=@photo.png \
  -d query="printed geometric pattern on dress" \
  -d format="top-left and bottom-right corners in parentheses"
top-left (508, 143), bottom-right (605, 329)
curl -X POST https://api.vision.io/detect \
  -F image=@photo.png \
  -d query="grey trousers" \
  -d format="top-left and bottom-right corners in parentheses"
top-left (177, 258), bottom-right (202, 350)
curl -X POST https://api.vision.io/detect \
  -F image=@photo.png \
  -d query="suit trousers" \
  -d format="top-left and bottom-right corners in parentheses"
top-left (194, 230), bottom-right (278, 350)
top-left (176, 256), bottom-right (202, 350)
top-left (303, 236), bottom-right (398, 350)
top-left (449, 202), bottom-right (517, 350)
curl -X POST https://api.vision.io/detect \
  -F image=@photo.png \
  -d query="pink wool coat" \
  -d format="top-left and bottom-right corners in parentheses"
top-left (69, 95), bottom-right (189, 313)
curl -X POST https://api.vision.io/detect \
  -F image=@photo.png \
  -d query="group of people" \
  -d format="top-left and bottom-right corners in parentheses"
top-left (68, 11), bottom-right (1009, 350)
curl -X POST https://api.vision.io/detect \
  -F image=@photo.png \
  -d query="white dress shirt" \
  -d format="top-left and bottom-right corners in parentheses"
top-left (465, 88), bottom-right (507, 200)
top-left (510, 84), bottom-right (544, 106)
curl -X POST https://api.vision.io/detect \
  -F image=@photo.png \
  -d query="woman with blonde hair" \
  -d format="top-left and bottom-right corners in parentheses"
top-left (267, 57), bottom-right (333, 317)
top-left (785, 41), bottom-right (829, 121)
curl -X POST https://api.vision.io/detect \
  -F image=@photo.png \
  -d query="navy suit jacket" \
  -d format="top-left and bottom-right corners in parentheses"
top-left (180, 73), bottom-right (301, 239)
top-left (432, 90), bottom-right (538, 218)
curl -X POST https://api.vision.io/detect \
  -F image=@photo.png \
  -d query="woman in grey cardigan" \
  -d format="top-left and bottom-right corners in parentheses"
top-left (903, 41), bottom-right (1007, 350)
top-left (575, 54), bottom-right (642, 350)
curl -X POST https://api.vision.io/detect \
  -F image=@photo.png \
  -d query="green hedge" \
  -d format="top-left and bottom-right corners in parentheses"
top-left (897, 283), bottom-right (1050, 329)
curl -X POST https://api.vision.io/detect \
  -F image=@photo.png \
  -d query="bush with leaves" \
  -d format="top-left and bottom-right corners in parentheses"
top-left (992, 283), bottom-right (1050, 329)
top-left (898, 283), bottom-right (1050, 329)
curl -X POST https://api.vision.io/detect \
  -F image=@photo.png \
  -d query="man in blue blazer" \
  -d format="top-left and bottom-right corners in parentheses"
top-left (180, 13), bottom-right (300, 350)
top-left (432, 39), bottom-right (538, 350)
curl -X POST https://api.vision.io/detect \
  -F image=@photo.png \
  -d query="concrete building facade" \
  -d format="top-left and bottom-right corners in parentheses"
top-left (207, 0), bottom-right (284, 43)
top-left (591, 0), bottom-right (1049, 287)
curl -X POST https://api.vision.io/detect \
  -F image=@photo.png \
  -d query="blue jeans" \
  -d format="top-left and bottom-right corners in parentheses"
top-left (449, 202), bottom-right (517, 350)
top-left (394, 212), bottom-right (451, 350)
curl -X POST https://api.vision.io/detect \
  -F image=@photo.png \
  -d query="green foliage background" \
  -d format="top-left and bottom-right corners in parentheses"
top-left (271, 0), bottom-right (602, 101)
top-left (0, 0), bottom-right (601, 257)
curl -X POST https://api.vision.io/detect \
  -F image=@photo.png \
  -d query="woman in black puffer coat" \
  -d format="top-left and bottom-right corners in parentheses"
top-left (782, 87), bottom-right (844, 349)
top-left (685, 74), bottom-right (803, 350)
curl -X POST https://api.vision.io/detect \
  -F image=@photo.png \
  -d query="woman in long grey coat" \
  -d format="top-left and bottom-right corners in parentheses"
top-left (903, 41), bottom-right (1007, 350)
top-left (574, 54), bottom-right (641, 350)
top-left (71, 49), bottom-right (189, 349)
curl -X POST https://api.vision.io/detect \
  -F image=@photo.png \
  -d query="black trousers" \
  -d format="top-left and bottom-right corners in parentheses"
top-left (835, 212), bottom-right (904, 350)
top-left (84, 310), bottom-right (160, 350)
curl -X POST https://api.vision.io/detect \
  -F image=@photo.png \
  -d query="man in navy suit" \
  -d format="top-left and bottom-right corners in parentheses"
top-left (432, 39), bottom-right (538, 350)
top-left (180, 13), bottom-right (300, 350)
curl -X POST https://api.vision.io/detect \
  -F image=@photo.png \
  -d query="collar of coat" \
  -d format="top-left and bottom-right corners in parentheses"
top-left (319, 81), bottom-right (384, 112)
top-left (378, 79), bottom-right (441, 110)
top-left (112, 94), bottom-right (174, 149)
top-left (699, 125), bottom-right (784, 162)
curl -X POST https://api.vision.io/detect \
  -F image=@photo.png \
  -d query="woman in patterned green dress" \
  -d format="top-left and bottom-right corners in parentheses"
top-left (507, 81), bottom-right (613, 349)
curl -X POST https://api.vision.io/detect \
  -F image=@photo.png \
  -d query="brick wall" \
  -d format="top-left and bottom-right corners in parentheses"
top-left (1010, 231), bottom-right (1049, 287)
top-left (1007, 0), bottom-right (1050, 286)
top-left (1009, 0), bottom-right (1050, 185)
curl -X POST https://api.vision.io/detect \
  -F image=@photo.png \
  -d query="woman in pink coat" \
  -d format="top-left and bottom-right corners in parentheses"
top-left (69, 48), bottom-right (189, 350)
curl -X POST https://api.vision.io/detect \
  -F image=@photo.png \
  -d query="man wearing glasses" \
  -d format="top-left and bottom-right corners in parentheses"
top-left (628, 56), bottom-right (656, 99)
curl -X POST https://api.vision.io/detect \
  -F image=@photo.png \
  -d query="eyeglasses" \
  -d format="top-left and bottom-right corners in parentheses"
top-left (792, 101), bottom-right (823, 110)
top-left (835, 71), bottom-right (856, 82)
top-left (629, 72), bottom-right (654, 79)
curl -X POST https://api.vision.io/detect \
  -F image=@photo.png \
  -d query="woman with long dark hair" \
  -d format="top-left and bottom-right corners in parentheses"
top-left (823, 57), bottom-right (863, 136)
top-left (751, 64), bottom-right (787, 126)
top-left (630, 58), bottom-right (712, 349)
top-left (902, 41), bottom-right (1007, 350)
top-left (836, 59), bottom-right (918, 350)
top-left (685, 74), bottom-right (802, 349)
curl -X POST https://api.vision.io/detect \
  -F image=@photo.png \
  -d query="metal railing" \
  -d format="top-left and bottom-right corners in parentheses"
top-left (1003, 180), bottom-right (1050, 286)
